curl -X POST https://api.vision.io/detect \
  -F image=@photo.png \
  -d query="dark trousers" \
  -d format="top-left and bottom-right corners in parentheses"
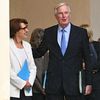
top-left (45, 81), bottom-right (85, 100)
top-left (84, 90), bottom-right (100, 100)
top-left (84, 94), bottom-right (93, 100)
top-left (32, 93), bottom-right (45, 100)
top-left (45, 93), bottom-right (85, 100)
top-left (10, 89), bottom-right (32, 100)
top-left (92, 90), bottom-right (100, 100)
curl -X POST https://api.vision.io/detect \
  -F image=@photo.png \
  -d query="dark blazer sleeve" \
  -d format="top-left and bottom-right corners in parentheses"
top-left (81, 29), bottom-right (92, 85)
top-left (93, 41), bottom-right (100, 69)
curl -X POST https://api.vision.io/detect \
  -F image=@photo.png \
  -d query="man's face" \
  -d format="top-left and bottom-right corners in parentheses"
top-left (55, 5), bottom-right (71, 28)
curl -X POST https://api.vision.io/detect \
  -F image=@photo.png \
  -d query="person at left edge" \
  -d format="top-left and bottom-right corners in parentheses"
top-left (10, 18), bottom-right (37, 100)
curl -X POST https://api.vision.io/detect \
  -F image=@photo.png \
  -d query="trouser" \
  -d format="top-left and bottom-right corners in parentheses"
top-left (92, 90), bottom-right (100, 100)
top-left (45, 93), bottom-right (85, 100)
top-left (32, 93), bottom-right (46, 100)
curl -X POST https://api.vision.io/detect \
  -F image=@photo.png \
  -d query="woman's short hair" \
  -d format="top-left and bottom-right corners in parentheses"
top-left (80, 24), bottom-right (93, 42)
top-left (30, 28), bottom-right (44, 48)
top-left (10, 18), bottom-right (28, 38)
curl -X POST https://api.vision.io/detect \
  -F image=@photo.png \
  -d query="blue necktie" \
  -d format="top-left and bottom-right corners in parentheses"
top-left (61, 29), bottom-right (66, 55)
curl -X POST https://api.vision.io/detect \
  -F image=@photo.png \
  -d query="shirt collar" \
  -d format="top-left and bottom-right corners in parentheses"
top-left (58, 23), bottom-right (71, 33)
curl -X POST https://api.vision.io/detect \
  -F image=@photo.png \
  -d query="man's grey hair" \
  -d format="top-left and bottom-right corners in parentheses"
top-left (54, 2), bottom-right (71, 15)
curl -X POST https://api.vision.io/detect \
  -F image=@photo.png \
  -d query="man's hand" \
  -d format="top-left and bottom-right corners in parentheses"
top-left (84, 85), bottom-right (92, 95)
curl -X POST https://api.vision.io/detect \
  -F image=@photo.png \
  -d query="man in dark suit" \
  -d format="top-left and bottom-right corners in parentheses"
top-left (80, 24), bottom-right (100, 100)
top-left (33, 2), bottom-right (92, 100)
top-left (91, 41), bottom-right (100, 100)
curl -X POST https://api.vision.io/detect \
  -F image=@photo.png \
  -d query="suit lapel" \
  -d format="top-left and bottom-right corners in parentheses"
top-left (64, 24), bottom-right (77, 57)
top-left (51, 25), bottom-right (63, 57)
top-left (48, 24), bottom-right (77, 58)
top-left (10, 39), bottom-right (23, 67)
top-left (23, 42), bottom-right (29, 60)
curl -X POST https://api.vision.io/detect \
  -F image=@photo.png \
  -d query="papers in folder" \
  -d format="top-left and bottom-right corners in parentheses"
top-left (79, 71), bottom-right (82, 93)
top-left (18, 59), bottom-right (30, 80)
top-left (24, 87), bottom-right (32, 96)
top-left (43, 71), bottom-right (47, 89)
top-left (79, 70), bottom-right (86, 94)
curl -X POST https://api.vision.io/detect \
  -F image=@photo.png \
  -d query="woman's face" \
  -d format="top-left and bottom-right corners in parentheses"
top-left (16, 23), bottom-right (29, 40)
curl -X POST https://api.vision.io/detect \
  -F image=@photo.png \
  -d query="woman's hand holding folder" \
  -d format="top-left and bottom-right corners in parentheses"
top-left (24, 80), bottom-right (31, 88)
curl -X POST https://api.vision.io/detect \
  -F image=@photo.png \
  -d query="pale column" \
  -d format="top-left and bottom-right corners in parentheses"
top-left (0, 0), bottom-right (10, 100)
top-left (90, 0), bottom-right (100, 40)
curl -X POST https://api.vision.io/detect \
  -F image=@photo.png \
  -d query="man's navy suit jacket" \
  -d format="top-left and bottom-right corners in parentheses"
top-left (33, 23), bottom-right (92, 95)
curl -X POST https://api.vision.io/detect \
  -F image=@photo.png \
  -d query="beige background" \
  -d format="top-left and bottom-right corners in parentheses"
top-left (0, 0), bottom-right (10, 100)
top-left (90, 0), bottom-right (100, 40)
top-left (10, 0), bottom-right (100, 40)
top-left (10, 0), bottom-right (92, 40)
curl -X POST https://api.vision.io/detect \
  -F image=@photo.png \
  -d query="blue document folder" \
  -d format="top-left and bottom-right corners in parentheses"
top-left (18, 59), bottom-right (30, 80)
